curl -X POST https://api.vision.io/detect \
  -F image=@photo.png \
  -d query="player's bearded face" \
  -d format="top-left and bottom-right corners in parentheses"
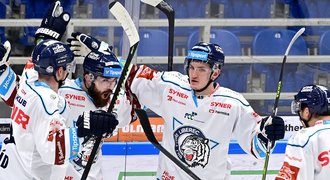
top-left (90, 76), bottom-right (117, 108)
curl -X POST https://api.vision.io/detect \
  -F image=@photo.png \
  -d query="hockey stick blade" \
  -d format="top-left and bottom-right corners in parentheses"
top-left (262, 27), bottom-right (305, 180)
top-left (135, 109), bottom-right (201, 180)
top-left (81, 2), bottom-right (139, 179)
top-left (141, 0), bottom-right (174, 71)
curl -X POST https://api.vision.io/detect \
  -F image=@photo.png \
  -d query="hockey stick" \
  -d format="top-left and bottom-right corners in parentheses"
top-left (135, 109), bottom-right (201, 180)
top-left (141, 0), bottom-right (174, 71)
top-left (81, 1), bottom-right (139, 179)
top-left (261, 27), bottom-right (305, 180)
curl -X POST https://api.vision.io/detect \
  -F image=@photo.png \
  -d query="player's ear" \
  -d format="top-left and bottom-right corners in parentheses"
top-left (211, 68), bottom-right (221, 81)
top-left (55, 67), bottom-right (65, 79)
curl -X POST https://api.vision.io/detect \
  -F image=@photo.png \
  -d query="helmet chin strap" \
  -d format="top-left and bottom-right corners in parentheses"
top-left (192, 73), bottom-right (215, 93)
top-left (54, 73), bottom-right (69, 89)
top-left (195, 79), bottom-right (213, 92)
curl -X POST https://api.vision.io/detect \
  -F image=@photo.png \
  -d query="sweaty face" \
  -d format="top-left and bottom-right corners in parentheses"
top-left (188, 61), bottom-right (212, 90)
top-left (89, 76), bottom-right (117, 108)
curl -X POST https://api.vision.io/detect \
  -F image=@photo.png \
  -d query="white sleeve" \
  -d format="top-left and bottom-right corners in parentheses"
top-left (32, 95), bottom-right (80, 165)
top-left (130, 65), bottom-right (173, 116)
top-left (113, 89), bottom-right (137, 127)
top-left (275, 133), bottom-right (312, 180)
top-left (231, 95), bottom-right (267, 158)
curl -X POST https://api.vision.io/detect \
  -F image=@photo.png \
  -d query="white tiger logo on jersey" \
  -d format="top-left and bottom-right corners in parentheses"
top-left (180, 135), bottom-right (210, 168)
top-left (174, 126), bottom-right (210, 168)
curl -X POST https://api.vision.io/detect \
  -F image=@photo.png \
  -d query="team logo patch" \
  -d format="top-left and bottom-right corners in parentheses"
top-left (276, 161), bottom-right (299, 180)
top-left (173, 126), bottom-right (210, 168)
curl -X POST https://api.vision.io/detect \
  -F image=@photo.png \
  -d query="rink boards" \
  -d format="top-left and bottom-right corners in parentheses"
top-left (0, 117), bottom-right (297, 179)
top-left (0, 140), bottom-right (286, 180)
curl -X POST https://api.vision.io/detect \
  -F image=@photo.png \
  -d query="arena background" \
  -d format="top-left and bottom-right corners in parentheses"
top-left (1, 0), bottom-right (330, 179)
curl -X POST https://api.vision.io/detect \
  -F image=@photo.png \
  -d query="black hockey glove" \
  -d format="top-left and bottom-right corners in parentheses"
top-left (34, 1), bottom-right (71, 43)
top-left (76, 110), bottom-right (119, 137)
top-left (67, 32), bottom-right (113, 57)
top-left (258, 116), bottom-right (285, 145)
top-left (0, 41), bottom-right (11, 76)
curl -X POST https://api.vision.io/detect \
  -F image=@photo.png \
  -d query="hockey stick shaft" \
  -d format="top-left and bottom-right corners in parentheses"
top-left (141, 0), bottom-right (174, 71)
top-left (81, 2), bottom-right (139, 179)
top-left (262, 27), bottom-right (305, 180)
top-left (135, 109), bottom-right (201, 180)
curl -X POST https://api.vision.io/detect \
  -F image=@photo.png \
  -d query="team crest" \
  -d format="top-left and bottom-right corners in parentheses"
top-left (173, 126), bottom-right (210, 168)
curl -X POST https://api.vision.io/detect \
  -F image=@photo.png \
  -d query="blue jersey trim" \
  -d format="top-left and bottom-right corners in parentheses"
top-left (59, 98), bottom-right (67, 115)
top-left (213, 94), bottom-right (250, 107)
top-left (60, 78), bottom-right (85, 92)
top-left (25, 80), bottom-right (58, 115)
top-left (287, 127), bottom-right (330, 148)
top-left (61, 78), bottom-right (94, 103)
top-left (253, 135), bottom-right (266, 158)
top-left (160, 72), bottom-right (192, 92)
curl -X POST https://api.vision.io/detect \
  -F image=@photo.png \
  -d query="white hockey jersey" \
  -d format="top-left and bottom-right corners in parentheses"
top-left (129, 65), bottom-right (268, 180)
top-left (276, 120), bottom-right (330, 180)
top-left (0, 66), bottom-right (134, 180)
top-left (59, 77), bottom-right (133, 180)
top-left (0, 69), bottom-right (80, 180)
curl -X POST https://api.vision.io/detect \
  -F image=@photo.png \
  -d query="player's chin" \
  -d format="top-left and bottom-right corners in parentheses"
top-left (190, 83), bottom-right (200, 90)
top-left (101, 92), bottom-right (111, 100)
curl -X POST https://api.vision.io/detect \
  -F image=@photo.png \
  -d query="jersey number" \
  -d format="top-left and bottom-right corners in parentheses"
top-left (11, 104), bottom-right (30, 129)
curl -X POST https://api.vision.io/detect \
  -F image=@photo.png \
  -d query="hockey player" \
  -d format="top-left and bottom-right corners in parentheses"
top-left (122, 42), bottom-right (285, 179)
top-left (276, 84), bottom-right (330, 180)
top-left (0, 1), bottom-right (135, 179)
top-left (0, 40), bottom-right (134, 180)
top-left (0, 39), bottom-right (119, 180)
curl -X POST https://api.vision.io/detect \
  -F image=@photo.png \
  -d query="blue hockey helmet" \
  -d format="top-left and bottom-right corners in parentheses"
top-left (184, 42), bottom-right (225, 72)
top-left (83, 51), bottom-right (122, 79)
top-left (291, 84), bottom-right (330, 115)
top-left (32, 39), bottom-right (75, 75)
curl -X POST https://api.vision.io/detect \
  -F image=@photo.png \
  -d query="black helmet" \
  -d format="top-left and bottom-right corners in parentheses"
top-left (184, 42), bottom-right (225, 72)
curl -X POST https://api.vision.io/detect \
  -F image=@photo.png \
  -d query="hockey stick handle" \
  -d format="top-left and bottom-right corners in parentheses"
top-left (135, 109), bottom-right (201, 180)
top-left (81, 2), bottom-right (139, 179)
top-left (141, 0), bottom-right (175, 71)
top-left (156, 1), bottom-right (175, 71)
top-left (262, 27), bottom-right (305, 180)
top-left (272, 27), bottom-right (305, 116)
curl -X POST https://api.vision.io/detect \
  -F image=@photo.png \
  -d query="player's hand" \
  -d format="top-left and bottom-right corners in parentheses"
top-left (76, 110), bottom-right (119, 137)
top-left (0, 41), bottom-right (11, 75)
top-left (34, 0), bottom-right (71, 43)
top-left (124, 64), bottom-right (142, 110)
top-left (258, 116), bottom-right (285, 145)
top-left (67, 32), bottom-right (113, 57)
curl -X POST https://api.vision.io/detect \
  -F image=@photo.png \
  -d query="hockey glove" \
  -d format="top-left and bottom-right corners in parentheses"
top-left (35, 1), bottom-right (71, 43)
top-left (0, 41), bottom-right (11, 76)
top-left (67, 32), bottom-right (113, 57)
top-left (258, 116), bottom-right (285, 146)
top-left (72, 136), bottom-right (101, 170)
top-left (76, 110), bottom-right (119, 137)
